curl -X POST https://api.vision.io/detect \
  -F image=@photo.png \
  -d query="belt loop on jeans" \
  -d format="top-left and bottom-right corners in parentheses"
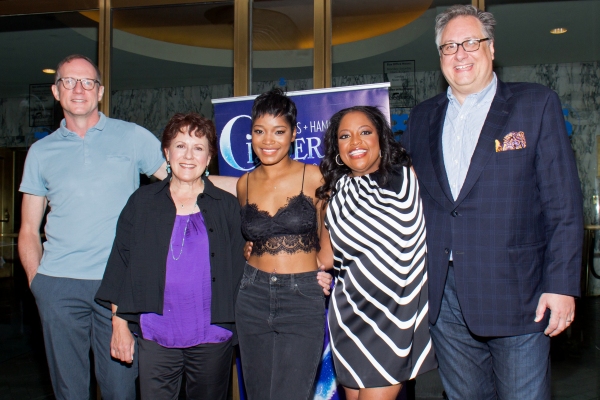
top-left (248, 263), bottom-right (259, 283)
top-left (290, 273), bottom-right (295, 289)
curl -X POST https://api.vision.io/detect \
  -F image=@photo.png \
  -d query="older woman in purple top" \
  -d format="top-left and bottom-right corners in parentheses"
top-left (96, 113), bottom-right (245, 400)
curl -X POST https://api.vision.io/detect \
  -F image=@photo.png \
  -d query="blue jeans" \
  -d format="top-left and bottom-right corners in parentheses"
top-left (31, 274), bottom-right (138, 400)
top-left (430, 266), bottom-right (550, 400)
top-left (235, 263), bottom-right (325, 400)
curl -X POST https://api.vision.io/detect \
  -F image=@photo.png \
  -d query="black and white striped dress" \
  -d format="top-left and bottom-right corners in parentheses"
top-left (325, 166), bottom-right (436, 388)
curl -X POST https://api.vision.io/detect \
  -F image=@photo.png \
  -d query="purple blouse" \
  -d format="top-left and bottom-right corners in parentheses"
top-left (140, 212), bottom-right (232, 348)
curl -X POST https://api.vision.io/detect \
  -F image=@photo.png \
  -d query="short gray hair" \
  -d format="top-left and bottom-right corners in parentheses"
top-left (55, 54), bottom-right (102, 84)
top-left (435, 5), bottom-right (496, 47)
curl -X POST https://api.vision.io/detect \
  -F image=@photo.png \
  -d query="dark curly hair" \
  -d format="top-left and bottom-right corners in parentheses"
top-left (251, 88), bottom-right (297, 129)
top-left (316, 106), bottom-right (411, 202)
top-left (161, 113), bottom-right (217, 157)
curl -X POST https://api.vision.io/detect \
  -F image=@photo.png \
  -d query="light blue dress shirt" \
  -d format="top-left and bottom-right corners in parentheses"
top-left (442, 73), bottom-right (497, 200)
top-left (442, 74), bottom-right (497, 261)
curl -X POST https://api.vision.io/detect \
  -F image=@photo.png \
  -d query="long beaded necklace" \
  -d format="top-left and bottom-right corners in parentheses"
top-left (170, 203), bottom-right (197, 261)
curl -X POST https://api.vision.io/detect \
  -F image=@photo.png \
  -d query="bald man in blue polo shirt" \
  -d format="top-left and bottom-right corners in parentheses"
top-left (18, 54), bottom-right (168, 400)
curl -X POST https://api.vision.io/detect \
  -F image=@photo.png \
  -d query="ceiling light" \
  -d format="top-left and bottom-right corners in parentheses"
top-left (42, 69), bottom-right (56, 74)
top-left (550, 28), bottom-right (567, 34)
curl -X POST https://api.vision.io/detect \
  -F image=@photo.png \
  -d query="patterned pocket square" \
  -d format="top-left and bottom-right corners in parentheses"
top-left (495, 131), bottom-right (526, 152)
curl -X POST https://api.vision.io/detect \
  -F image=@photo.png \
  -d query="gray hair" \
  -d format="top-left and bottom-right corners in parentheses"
top-left (435, 5), bottom-right (496, 47)
top-left (55, 54), bottom-right (102, 84)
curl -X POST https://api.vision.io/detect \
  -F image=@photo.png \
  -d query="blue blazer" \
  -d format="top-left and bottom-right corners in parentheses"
top-left (403, 79), bottom-right (583, 337)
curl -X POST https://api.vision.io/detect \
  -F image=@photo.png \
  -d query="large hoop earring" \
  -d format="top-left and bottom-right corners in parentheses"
top-left (335, 154), bottom-right (344, 166)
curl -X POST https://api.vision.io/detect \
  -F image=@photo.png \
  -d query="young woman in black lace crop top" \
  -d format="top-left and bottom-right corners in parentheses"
top-left (235, 88), bottom-right (330, 400)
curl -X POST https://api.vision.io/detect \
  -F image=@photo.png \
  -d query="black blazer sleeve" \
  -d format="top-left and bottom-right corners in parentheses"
top-left (228, 198), bottom-right (246, 307)
top-left (95, 191), bottom-right (136, 310)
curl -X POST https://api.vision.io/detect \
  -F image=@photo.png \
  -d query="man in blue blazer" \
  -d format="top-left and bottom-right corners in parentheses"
top-left (402, 5), bottom-right (583, 399)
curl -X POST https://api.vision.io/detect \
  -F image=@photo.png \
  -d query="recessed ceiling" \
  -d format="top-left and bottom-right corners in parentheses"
top-left (78, 0), bottom-right (432, 50)
top-left (0, 0), bottom-right (598, 98)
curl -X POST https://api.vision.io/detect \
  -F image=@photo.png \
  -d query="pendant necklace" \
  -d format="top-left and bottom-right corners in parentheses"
top-left (170, 203), bottom-right (197, 261)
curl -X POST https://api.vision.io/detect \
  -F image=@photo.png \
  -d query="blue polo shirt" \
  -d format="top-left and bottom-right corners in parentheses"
top-left (20, 112), bottom-right (164, 280)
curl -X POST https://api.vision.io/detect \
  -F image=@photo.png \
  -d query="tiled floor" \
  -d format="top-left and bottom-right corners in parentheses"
top-left (1, 275), bottom-right (599, 400)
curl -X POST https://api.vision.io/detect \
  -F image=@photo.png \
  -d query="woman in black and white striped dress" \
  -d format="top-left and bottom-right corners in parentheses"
top-left (316, 106), bottom-right (437, 400)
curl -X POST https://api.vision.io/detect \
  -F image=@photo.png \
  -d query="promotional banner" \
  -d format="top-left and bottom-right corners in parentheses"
top-left (213, 83), bottom-right (391, 400)
top-left (213, 83), bottom-right (391, 177)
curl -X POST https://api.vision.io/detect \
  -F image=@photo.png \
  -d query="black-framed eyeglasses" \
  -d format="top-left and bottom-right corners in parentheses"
top-left (56, 77), bottom-right (101, 90)
top-left (439, 38), bottom-right (490, 55)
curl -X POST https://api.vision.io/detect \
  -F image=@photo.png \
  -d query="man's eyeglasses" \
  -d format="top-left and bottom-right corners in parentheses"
top-left (439, 38), bottom-right (490, 55)
top-left (56, 77), bottom-right (100, 91)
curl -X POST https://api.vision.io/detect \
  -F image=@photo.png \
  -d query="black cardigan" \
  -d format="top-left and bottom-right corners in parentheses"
top-left (95, 176), bottom-right (246, 343)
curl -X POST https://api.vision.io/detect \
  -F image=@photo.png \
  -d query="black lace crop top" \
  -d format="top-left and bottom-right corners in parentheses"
top-left (240, 165), bottom-right (320, 256)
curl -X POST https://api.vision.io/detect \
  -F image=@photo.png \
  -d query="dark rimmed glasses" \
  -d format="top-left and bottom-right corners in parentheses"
top-left (56, 77), bottom-right (101, 90)
top-left (439, 38), bottom-right (490, 55)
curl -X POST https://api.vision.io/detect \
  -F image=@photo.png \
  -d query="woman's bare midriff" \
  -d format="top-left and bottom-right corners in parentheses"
top-left (248, 250), bottom-right (318, 274)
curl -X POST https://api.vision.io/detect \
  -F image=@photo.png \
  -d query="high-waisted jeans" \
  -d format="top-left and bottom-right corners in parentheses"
top-left (235, 263), bottom-right (326, 400)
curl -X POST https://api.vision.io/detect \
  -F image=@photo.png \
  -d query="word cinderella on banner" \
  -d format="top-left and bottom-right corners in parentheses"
top-left (212, 83), bottom-right (391, 400)
top-left (212, 83), bottom-right (391, 177)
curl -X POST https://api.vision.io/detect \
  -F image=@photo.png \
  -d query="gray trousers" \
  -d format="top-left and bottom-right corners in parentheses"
top-left (31, 274), bottom-right (138, 400)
